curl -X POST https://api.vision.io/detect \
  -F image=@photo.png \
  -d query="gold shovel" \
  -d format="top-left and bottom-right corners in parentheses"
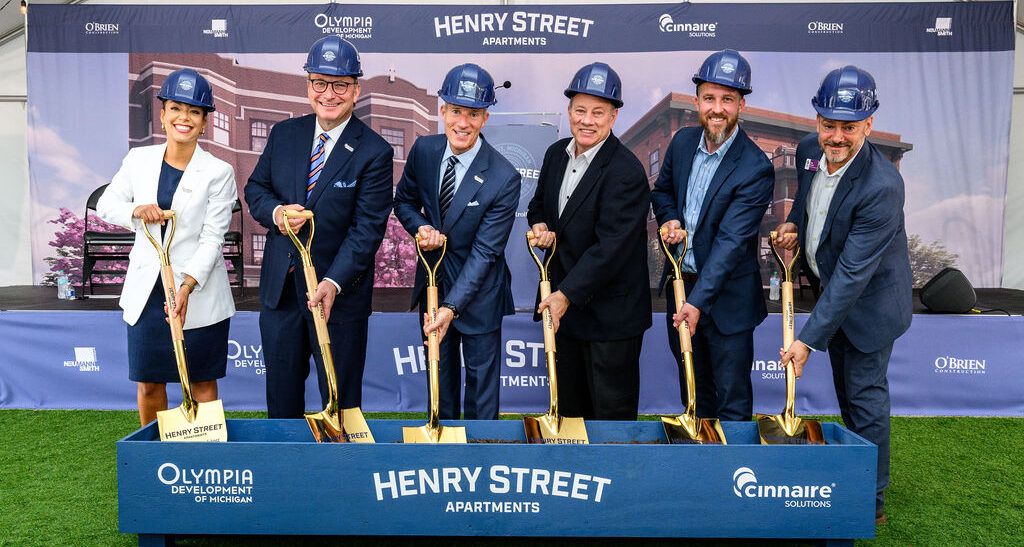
top-left (283, 210), bottom-right (374, 443)
top-left (403, 233), bottom-right (467, 444)
top-left (658, 227), bottom-right (726, 445)
top-left (756, 232), bottom-right (825, 445)
top-left (142, 210), bottom-right (227, 442)
top-left (523, 232), bottom-right (588, 445)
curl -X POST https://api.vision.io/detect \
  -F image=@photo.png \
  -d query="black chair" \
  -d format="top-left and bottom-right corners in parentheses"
top-left (82, 184), bottom-right (135, 294)
top-left (223, 199), bottom-right (245, 295)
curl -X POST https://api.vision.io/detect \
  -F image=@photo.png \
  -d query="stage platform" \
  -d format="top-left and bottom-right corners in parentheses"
top-left (2, 285), bottom-right (1022, 314)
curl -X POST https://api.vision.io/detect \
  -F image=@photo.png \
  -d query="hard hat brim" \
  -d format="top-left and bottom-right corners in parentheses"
top-left (564, 89), bottom-right (623, 109)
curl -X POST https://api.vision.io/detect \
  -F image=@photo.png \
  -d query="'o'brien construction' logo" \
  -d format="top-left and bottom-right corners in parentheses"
top-left (84, 22), bottom-right (119, 35)
top-left (157, 462), bottom-right (254, 504)
top-left (934, 355), bottom-right (986, 375)
top-left (314, 14), bottom-right (373, 39)
top-left (733, 467), bottom-right (834, 508)
top-left (807, 21), bottom-right (844, 34)
top-left (658, 14), bottom-right (717, 37)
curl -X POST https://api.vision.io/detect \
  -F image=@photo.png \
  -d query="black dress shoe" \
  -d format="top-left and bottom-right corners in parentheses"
top-left (875, 509), bottom-right (887, 524)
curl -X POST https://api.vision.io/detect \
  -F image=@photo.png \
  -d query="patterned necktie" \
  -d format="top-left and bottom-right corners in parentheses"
top-left (438, 155), bottom-right (459, 221)
top-left (307, 132), bottom-right (330, 200)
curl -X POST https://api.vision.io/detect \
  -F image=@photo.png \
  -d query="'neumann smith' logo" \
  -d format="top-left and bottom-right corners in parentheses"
top-left (926, 17), bottom-right (952, 36)
top-left (202, 19), bottom-right (229, 38)
top-left (64, 347), bottom-right (99, 372)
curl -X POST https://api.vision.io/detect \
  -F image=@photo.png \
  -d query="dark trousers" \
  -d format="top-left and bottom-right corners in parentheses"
top-left (261, 272), bottom-right (368, 418)
top-left (554, 332), bottom-right (642, 421)
top-left (828, 328), bottom-right (892, 512)
top-left (434, 327), bottom-right (502, 420)
top-left (664, 281), bottom-right (754, 422)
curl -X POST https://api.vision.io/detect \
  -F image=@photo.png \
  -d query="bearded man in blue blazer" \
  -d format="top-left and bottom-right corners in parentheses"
top-left (776, 66), bottom-right (912, 525)
top-left (650, 49), bottom-right (775, 422)
top-left (245, 37), bottom-right (394, 418)
top-left (394, 64), bottom-right (521, 420)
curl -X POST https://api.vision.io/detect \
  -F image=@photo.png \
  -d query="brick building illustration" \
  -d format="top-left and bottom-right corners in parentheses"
top-left (129, 53), bottom-right (437, 288)
top-left (619, 92), bottom-right (912, 285)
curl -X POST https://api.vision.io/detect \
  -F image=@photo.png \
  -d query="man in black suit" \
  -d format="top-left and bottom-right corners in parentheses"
top-left (526, 62), bottom-right (651, 421)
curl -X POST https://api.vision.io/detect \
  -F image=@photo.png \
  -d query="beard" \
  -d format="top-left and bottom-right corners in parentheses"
top-left (701, 114), bottom-right (738, 146)
top-left (823, 142), bottom-right (854, 165)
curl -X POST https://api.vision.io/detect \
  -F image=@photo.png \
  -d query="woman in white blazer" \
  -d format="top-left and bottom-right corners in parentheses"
top-left (97, 68), bottom-right (237, 426)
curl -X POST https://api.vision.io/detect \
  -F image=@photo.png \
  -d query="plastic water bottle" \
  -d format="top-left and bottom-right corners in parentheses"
top-left (769, 271), bottom-right (781, 301)
top-left (57, 271), bottom-right (69, 300)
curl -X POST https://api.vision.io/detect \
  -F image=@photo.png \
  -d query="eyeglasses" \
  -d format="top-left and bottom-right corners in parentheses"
top-left (308, 78), bottom-right (355, 95)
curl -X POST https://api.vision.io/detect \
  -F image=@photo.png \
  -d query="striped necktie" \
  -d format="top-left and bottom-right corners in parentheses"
top-left (439, 155), bottom-right (459, 221)
top-left (307, 132), bottom-right (330, 200)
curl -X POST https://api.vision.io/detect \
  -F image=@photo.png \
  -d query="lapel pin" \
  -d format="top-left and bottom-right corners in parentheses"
top-left (473, 175), bottom-right (484, 183)
top-left (344, 143), bottom-right (354, 152)
top-left (805, 158), bottom-right (819, 172)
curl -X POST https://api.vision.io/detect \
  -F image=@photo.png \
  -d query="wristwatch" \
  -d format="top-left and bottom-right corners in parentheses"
top-left (440, 302), bottom-right (460, 319)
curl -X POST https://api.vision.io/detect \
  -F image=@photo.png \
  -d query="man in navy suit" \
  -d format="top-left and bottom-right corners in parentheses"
top-left (527, 63), bottom-right (651, 421)
top-left (245, 37), bottom-right (394, 418)
top-left (393, 64), bottom-right (521, 420)
top-left (650, 49), bottom-right (775, 422)
top-left (776, 66), bottom-right (913, 524)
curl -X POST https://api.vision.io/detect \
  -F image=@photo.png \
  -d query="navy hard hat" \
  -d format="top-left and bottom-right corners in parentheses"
top-left (692, 49), bottom-right (752, 95)
top-left (564, 62), bottom-right (623, 108)
top-left (303, 36), bottom-right (363, 77)
top-left (157, 68), bottom-right (216, 112)
top-left (438, 63), bottom-right (497, 109)
top-left (812, 65), bottom-right (879, 121)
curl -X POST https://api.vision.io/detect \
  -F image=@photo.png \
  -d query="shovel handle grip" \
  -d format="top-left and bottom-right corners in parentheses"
top-left (673, 278), bottom-right (692, 353)
top-left (426, 286), bottom-right (439, 361)
top-left (539, 280), bottom-right (556, 351)
top-left (782, 280), bottom-right (794, 350)
top-left (285, 210), bottom-right (314, 220)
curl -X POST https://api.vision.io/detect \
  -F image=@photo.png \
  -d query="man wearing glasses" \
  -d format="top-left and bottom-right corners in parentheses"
top-left (245, 36), bottom-right (394, 419)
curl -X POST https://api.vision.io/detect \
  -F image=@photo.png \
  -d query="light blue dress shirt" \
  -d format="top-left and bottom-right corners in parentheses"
top-left (438, 136), bottom-right (483, 198)
top-left (680, 127), bottom-right (740, 272)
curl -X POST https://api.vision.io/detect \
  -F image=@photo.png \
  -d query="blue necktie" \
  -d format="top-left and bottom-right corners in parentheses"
top-left (307, 133), bottom-right (330, 200)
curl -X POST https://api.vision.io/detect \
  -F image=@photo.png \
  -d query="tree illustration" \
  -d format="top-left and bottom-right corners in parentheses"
top-left (907, 234), bottom-right (959, 288)
top-left (373, 213), bottom-right (417, 287)
top-left (44, 207), bottom-right (130, 286)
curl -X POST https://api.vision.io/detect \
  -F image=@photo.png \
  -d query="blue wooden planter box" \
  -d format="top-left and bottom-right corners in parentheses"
top-left (118, 419), bottom-right (875, 545)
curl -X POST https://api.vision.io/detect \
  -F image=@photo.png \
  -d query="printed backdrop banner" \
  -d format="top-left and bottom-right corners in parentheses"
top-left (24, 2), bottom-right (1015, 303)
top-left (2, 311), bottom-right (1022, 416)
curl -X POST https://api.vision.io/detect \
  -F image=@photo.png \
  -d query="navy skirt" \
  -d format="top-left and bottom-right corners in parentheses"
top-left (127, 280), bottom-right (229, 384)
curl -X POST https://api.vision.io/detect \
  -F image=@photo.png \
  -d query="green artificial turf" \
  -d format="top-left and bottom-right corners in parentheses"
top-left (1, 410), bottom-right (1021, 546)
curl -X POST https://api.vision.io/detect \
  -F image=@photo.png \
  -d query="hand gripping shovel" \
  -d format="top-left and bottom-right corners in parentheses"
top-left (523, 232), bottom-right (589, 445)
top-left (658, 227), bottom-right (726, 445)
top-left (142, 210), bottom-right (227, 442)
top-left (756, 232), bottom-right (825, 445)
top-left (283, 210), bottom-right (374, 443)
top-left (403, 234), bottom-right (466, 444)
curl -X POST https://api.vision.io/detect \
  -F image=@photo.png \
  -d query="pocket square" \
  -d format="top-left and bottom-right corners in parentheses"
top-left (334, 180), bottom-right (357, 189)
top-left (467, 201), bottom-right (480, 207)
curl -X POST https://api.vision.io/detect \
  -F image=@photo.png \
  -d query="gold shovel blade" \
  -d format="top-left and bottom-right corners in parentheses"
top-left (340, 407), bottom-right (375, 443)
top-left (661, 415), bottom-right (726, 445)
top-left (524, 415), bottom-right (589, 444)
top-left (306, 409), bottom-right (345, 443)
top-left (756, 414), bottom-right (826, 445)
top-left (402, 424), bottom-right (467, 444)
top-left (157, 400), bottom-right (227, 442)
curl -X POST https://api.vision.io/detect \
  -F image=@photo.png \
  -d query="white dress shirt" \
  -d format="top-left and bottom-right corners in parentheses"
top-left (558, 136), bottom-right (608, 215)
